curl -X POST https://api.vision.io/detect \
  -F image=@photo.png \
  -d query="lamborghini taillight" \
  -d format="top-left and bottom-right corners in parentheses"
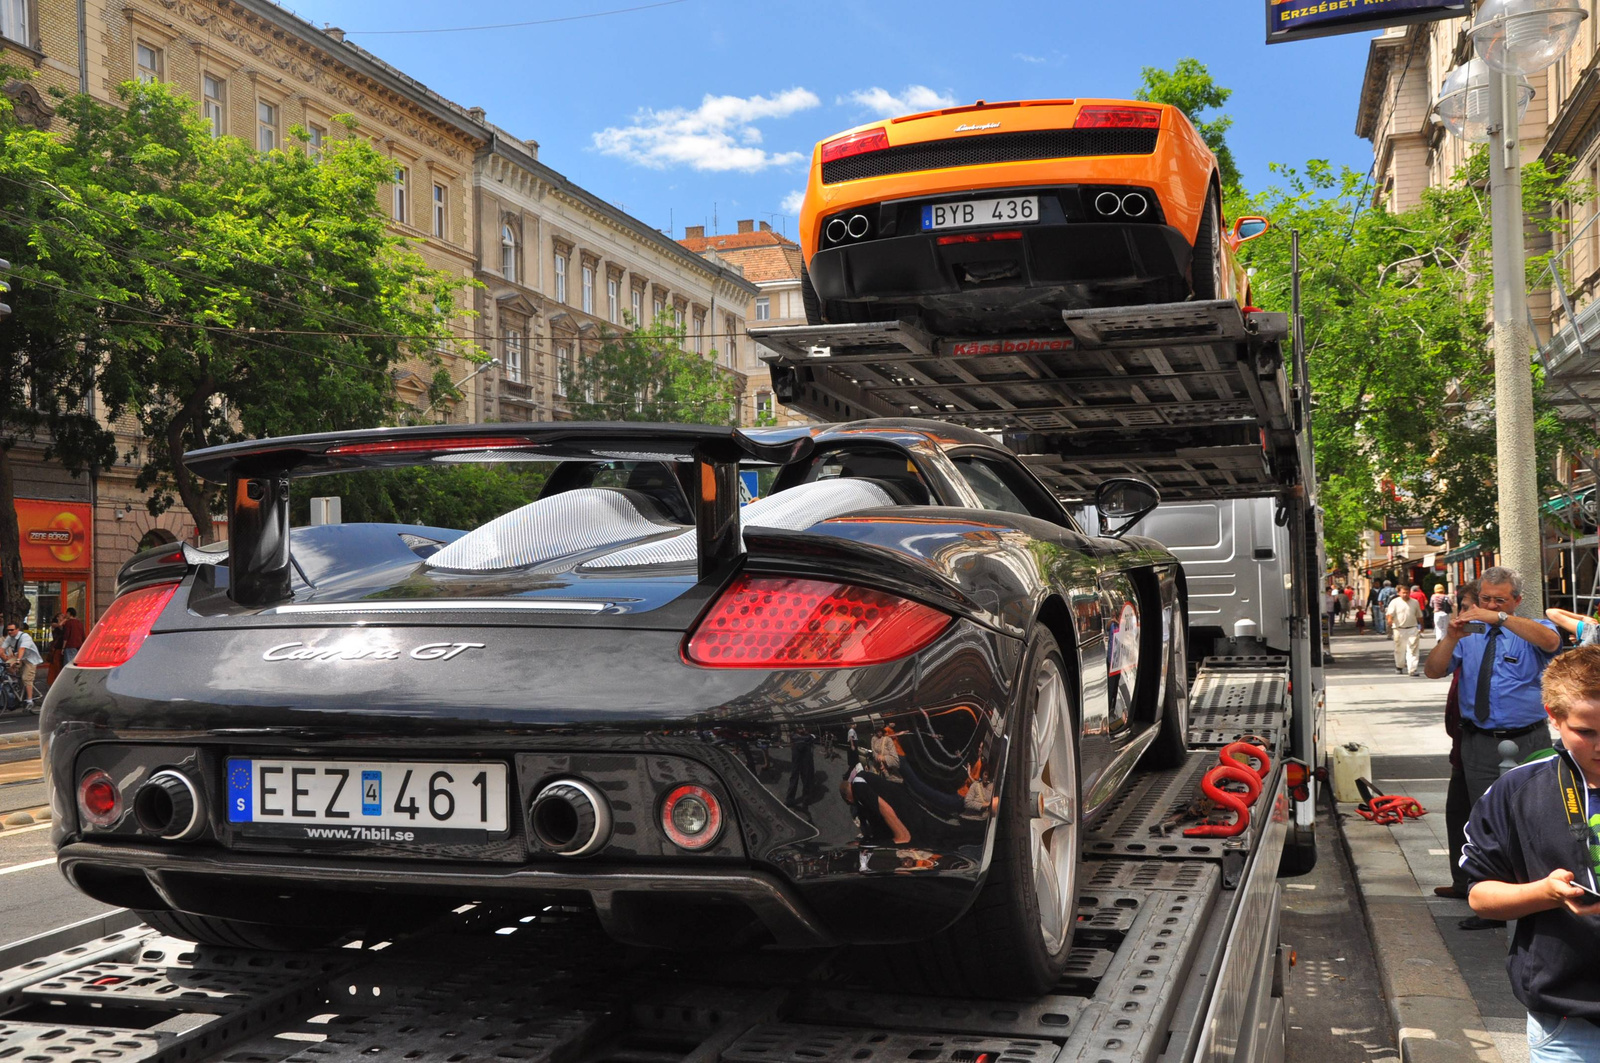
top-left (1074, 106), bottom-right (1161, 130)
top-left (74, 582), bottom-right (179, 668)
top-left (685, 575), bottom-right (951, 668)
top-left (820, 128), bottom-right (889, 165)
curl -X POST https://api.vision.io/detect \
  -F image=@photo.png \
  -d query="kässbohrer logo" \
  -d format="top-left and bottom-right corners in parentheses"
top-left (26, 510), bottom-right (85, 563)
top-left (947, 337), bottom-right (1076, 357)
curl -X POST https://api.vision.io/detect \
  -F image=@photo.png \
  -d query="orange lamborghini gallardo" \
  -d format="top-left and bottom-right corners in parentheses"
top-left (798, 98), bottom-right (1269, 333)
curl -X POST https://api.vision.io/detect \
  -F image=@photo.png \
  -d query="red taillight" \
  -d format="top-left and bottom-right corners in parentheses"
top-left (1286, 762), bottom-right (1307, 788)
top-left (1074, 106), bottom-right (1161, 130)
top-left (326, 436), bottom-right (531, 456)
top-left (684, 575), bottom-right (951, 668)
top-left (79, 769), bottom-right (122, 827)
top-left (660, 784), bottom-right (723, 850)
top-left (820, 127), bottom-right (889, 164)
top-left (936, 230), bottom-right (1024, 246)
top-left (75, 583), bottom-right (179, 668)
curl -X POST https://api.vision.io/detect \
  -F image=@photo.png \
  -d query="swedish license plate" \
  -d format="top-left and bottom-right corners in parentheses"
top-left (922, 196), bottom-right (1039, 231)
top-left (227, 759), bottom-right (509, 841)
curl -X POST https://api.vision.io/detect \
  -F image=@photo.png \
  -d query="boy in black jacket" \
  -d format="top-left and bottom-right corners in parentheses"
top-left (1461, 645), bottom-right (1600, 1061)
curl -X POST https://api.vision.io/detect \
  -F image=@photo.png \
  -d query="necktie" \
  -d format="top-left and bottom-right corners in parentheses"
top-left (1473, 627), bottom-right (1501, 723)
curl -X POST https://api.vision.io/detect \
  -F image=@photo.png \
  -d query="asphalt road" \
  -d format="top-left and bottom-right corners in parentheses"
top-left (0, 820), bottom-right (115, 950)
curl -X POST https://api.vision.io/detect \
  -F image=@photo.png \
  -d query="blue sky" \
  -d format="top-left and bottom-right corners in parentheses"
top-left (286, 0), bottom-right (1384, 240)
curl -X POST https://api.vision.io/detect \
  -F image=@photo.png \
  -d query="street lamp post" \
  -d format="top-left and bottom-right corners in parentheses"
top-left (1435, 0), bottom-right (1586, 616)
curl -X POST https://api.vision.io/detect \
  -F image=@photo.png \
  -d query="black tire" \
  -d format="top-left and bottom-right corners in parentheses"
top-left (1278, 832), bottom-right (1318, 877)
top-left (1189, 190), bottom-right (1223, 301)
top-left (801, 263), bottom-right (823, 325)
top-left (1141, 603), bottom-right (1190, 770)
top-left (901, 630), bottom-right (1080, 998)
top-left (136, 909), bottom-right (352, 950)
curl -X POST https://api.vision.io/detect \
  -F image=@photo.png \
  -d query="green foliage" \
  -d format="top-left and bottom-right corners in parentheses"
top-left (1232, 151), bottom-right (1595, 567)
top-left (24, 80), bottom-right (476, 538)
top-left (560, 316), bottom-right (741, 424)
top-left (289, 464), bottom-right (548, 531)
top-left (1135, 58), bottom-right (1240, 192)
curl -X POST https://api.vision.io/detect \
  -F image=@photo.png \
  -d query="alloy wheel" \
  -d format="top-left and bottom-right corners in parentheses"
top-left (1029, 656), bottom-right (1079, 956)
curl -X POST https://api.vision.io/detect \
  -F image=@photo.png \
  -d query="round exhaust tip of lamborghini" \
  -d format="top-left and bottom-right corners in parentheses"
top-left (133, 769), bottom-right (204, 841)
top-left (846, 213), bottom-right (870, 239)
top-left (1121, 192), bottom-right (1149, 217)
top-left (1093, 191), bottom-right (1123, 216)
top-left (825, 217), bottom-right (849, 244)
top-left (529, 779), bottom-right (612, 857)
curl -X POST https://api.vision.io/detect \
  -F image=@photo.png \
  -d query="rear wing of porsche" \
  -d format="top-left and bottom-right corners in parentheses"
top-left (183, 423), bottom-right (816, 607)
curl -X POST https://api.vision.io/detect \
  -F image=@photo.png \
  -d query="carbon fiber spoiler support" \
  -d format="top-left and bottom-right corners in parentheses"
top-left (184, 423), bottom-right (815, 607)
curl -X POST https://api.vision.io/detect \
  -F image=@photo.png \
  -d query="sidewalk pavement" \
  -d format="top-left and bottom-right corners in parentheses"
top-left (1325, 628), bottom-right (1540, 1063)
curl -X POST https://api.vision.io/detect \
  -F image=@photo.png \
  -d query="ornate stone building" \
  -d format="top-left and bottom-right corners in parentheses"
top-left (472, 127), bottom-right (755, 423)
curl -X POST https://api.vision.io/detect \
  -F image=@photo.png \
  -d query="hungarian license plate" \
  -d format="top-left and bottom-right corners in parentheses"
top-left (922, 196), bottom-right (1039, 231)
top-left (227, 759), bottom-right (509, 841)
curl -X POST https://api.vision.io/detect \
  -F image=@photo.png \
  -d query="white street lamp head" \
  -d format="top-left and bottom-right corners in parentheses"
top-left (1473, 0), bottom-right (1587, 76)
top-left (1435, 58), bottom-right (1533, 142)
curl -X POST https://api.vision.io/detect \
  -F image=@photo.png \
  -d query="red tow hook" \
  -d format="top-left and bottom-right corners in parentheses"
top-left (1183, 741), bottom-right (1271, 838)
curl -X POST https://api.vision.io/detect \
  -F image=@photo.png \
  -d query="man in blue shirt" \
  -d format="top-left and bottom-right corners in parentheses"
top-left (1424, 565), bottom-right (1560, 927)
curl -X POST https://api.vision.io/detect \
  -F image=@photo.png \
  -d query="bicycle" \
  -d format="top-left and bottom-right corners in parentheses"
top-left (0, 668), bottom-right (40, 714)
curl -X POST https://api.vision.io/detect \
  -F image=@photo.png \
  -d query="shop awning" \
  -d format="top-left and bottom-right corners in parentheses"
top-left (1441, 541), bottom-right (1484, 563)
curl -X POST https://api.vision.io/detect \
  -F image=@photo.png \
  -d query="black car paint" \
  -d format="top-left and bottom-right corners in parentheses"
top-left (45, 419), bottom-right (1181, 949)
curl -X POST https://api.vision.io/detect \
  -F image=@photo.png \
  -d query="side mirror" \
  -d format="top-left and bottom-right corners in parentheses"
top-left (1231, 216), bottom-right (1270, 245)
top-left (1094, 478), bottom-right (1161, 538)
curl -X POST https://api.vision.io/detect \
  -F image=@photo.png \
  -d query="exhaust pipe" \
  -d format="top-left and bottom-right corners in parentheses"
top-left (825, 217), bottom-right (849, 244)
top-left (133, 769), bottom-right (204, 841)
top-left (1121, 192), bottom-right (1149, 217)
top-left (1093, 191), bottom-right (1122, 216)
top-left (845, 213), bottom-right (870, 239)
top-left (530, 779), bottom-right (612, 857)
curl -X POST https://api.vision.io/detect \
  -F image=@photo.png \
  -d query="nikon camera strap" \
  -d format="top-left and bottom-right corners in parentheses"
top-left (1556, 752), bottom-right (1599, 890)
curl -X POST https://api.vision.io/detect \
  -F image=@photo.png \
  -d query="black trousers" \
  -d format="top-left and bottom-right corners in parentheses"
top-left (1446, 765), bottom-right (1470, 892)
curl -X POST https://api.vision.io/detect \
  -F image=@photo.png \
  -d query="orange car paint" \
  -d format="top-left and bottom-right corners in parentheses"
top-left (799, 98), bottom-right (1240, 300)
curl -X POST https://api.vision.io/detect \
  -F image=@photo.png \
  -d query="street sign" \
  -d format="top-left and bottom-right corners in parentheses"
top-left (1266, 0), bottom-right (1470, 44)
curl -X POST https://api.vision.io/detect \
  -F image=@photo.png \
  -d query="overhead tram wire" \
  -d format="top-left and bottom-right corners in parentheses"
top-left (341, 1), bottom-right (689, 35)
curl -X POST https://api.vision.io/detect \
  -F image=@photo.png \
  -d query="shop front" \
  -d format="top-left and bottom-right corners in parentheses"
top-left (15, 497), bottom-right (94, 654)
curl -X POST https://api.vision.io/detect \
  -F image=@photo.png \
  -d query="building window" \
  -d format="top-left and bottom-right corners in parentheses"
top-left (631, 289), bottom-right (643, 325)
top-left (0, 0), bottom-right (27, 46)
top-left (504, 329), bottom-right (523, 384)
top-left (674, 306), bottom-right (684, 330)
top-left (693, 312), bottom-right (705, 353)
top-left (307, 123), bottom-right (326, 158)
top-left (257, 101), bottom-right (277, 152)
top-left (725, 315), bottom-right (737, 367)
top-left (432, 184), bottom-right (446, 238)
top-left (501, 224), bottom-right (517, 282)
top-left (582, 265), bottom-right (594, 315)
top-left (202, 75), bottom-right (226, 137)
top-left (554, 254), bottom-right (567, 304)
top-left (607, 278), bottom-right (619, 323)
top-left (136, 42), bottom-right (162, 84)
top-left (556, 345), bottom-right (570, 397)
top-left (653, 296), bottom-right (664, 321)
top-left (756, 391), bottom-right (774, 420)
top-left (754, 296), bottom-right (770, 322)
top-left (392, 166), bottom-right (409, 223)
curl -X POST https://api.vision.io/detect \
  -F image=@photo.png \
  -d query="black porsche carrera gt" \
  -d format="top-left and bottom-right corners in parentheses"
top-left (43, 418), bottom-right (1187, 998)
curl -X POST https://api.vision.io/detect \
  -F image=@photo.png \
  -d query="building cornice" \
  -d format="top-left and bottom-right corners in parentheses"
top-left (1542, 52), bottom-right (1600, 163)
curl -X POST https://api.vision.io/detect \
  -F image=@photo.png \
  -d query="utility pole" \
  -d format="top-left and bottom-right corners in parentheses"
top-left (1487, 68), bottom-right (1545, 615)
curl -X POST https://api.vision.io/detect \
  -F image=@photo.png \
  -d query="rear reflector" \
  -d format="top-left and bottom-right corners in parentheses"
top-left (326, 436), bottom-right (531, 456)
top-left (936, 230), bottom-right (1024, 246)
top-left (820, 127), bottom-right (889, 165)
top-left (79, 769), bottom-right (121, 827)
top-left (75, 582), bottom-right (179, 668)
top-left (1074, 106), bottom-right (1161, 130)
top-left (685, 575), bottom-right (951, 668)
top-left (660, 784), bottom-right (723, 850)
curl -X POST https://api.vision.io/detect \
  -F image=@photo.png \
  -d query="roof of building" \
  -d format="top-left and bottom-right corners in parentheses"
top-left (678, 227), bottom-right (802, 284)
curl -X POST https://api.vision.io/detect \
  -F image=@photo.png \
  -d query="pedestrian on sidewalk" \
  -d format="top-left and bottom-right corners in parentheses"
top-left (1459, 645), bottom-right (1600, 1060)
top-left (1376, 579), bottom-right (1396, 635)
top-left (1426, 565), bottom-right (1560, 929)
top-left (1545, 605), bottom-right (1600, 648)
top-left (1386, 584), bottom-right (1424, 676)
top-left (1435, 582), bottom-right (1479, 901)
top-left (1430, 584), bottom-right (1452, 643)
top-left (1322, 585), bottom-right (1338, 662)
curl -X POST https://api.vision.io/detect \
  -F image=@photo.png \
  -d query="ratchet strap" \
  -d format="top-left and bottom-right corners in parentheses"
top-left (1354, 777), bottom-right (1427, 825)
top-left (1184, 742), bottom-right (1271, 838)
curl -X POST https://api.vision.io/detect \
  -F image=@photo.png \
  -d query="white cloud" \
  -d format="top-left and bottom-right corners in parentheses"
top-left (780, 189), bottom-right (805, 216)
top-left (1014, 53), bottom-right (1046, 64)
top-left (592, 88), bottom-right (820, 173)
top-left (843, 85), bottom-right (959, 118)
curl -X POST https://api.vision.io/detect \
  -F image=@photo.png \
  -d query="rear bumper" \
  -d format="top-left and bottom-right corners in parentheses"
top-left (59, 841), bottom-right (839, 948)
top-left (810, 220), bottom-right (1193, 304)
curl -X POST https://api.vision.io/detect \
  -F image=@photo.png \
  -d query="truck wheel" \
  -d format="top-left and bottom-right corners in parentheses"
top-left (1141, 605), bottom-right (1190, 769)
top-left (802, 264), bottom-right (823, 325)
top-left (136, 909), bottom-right (351, 950)
top-left (1189, 192), bottom-right (1223, 301)
top-left (1278, 832), bottom-right (1318, 877)
top-left (906, 631), bottom-right (1081, 998)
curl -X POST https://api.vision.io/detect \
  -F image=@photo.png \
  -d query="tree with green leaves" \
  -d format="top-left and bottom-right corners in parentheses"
top-left (561, 316), bottom-right (741, 424)
top-left (1135, 58), bottom-right (1240, 192)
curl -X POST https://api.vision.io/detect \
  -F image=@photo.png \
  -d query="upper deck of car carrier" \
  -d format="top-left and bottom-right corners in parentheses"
top-left (0, 654), bottom-right (1292, 1063)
